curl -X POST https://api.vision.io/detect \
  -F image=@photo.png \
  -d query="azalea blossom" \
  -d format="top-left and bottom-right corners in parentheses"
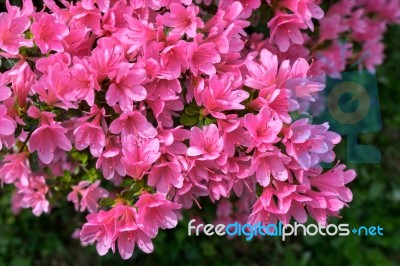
top-left (163, 4), bottom-right (204, 38)
top-left (0, 0), bottom-right (397, 260)
top-left (27, 106), bottom-right (72, 164)
top-left (67, 180), bottom-right (109, 213)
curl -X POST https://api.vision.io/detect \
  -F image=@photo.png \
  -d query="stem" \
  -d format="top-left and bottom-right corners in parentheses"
top-left (18, 130), bottom-right (33, 153)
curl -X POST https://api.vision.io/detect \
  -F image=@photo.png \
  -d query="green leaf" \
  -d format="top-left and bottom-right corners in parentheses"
top-left (63, 171), bottom-right (72, 183)
top-left (204, 117), bottom-right (216, 126)
top-left (289, 111), bottom-right (300, 121)
top-left (121, 190), bottom-right (136, 200)
top-left (180, 113), bottom-right (198, 126)
top-left (184, 107), bottom-right (198, 116)
top-left (120, 179), bottom-right (135, 187)
top-left (85, 168), bottom-right (99, 182)
top-left (99, 198), bottom-right (115, 207)
top-left (70, 150), bottom-right (88, 165)
top-left (130, 183), bottom-right (141, 193)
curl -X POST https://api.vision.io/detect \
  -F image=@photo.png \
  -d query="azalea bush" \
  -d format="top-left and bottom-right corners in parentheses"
top-left (0, 0), bottom-right (399, 261)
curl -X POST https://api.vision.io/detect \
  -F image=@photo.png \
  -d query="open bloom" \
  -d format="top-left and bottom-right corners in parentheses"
top-left (148, 161), bottom-right (184, 194)
top-left (187, 41), bottom-right (221, 76)
top-left (250, 148), bottom-right (291, 187)
top-left (13, 175), bottom-right (50, 217)
top-left (67, 180), bottom-right (109, 213)
top-left (135, 192), bottom-right (182, 237)
top-left (0, 152), bottom-right (30, 186)
top-left (122, 136), bottom-right (161, 179)
top-left (96, 137), bottom-right (126, 180)
top-left (163, 4), bottom-right (204, 38)
top-left (283, 118), bottom-right (341, 170)
top-left (0, 105), bottom-right (16, 150)
top-left (0, 13), bottom-right (32, 55)
top-left (200, 74), bottom-right (249, 119)
top-left (80, 204), bottom-right (155, 259)
top-left (187, 124), bottom-right (224, 161)
top-left (73, 105), bottom-right (106, 157)
top-left (31, 13), bottom-right (69, 53)
top-left (28, 106), bottom-right (72, 164)
top-left (106, 64), bottom-right (147, 111)
top-left (109, 110), bottom-right (157, 145)
top-left (268, 12), bottom-right (307, 52)
top-left (244, 107), bottom-right (283, 150)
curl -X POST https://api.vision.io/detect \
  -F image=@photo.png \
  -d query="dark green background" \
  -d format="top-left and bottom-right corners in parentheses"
top-left (1, 1), bottom-right (400, 265)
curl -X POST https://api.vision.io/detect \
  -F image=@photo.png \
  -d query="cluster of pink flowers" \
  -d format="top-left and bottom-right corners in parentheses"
top-left (0, 0), bottom-right (398, 259)
top-left (80, 193), bottom-right (181, 259)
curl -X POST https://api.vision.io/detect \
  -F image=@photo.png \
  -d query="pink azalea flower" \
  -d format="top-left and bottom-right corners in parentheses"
top-left (187, 41), bottom-right (221, 76)
top-left (32, 63), bottom-right (73, 108)
top-left (31, 13), bottom-right (69, 54)
top-left (148, 161), bottom-right (184, 194)
top-left (207, 171), bottom-right (231, 202)
top-left (135, 192), bottom-right (182, 237)
top-left (28, 106), bottom-right (72, 164)
top-left (0, 0), bottom-right (377, 257)
top-left (0, 105), bottom-right (16, 150)
top-left (158, 38), bottom-right (189, 79)
top-left (309, 163), bottom-right (356, 203)
top-left (250, 148), bottom-right (291, 187)
top-left (218, 114), bottom-right (251, 157)
top-left (67, 57), bottom-right (100, 106)
top-left (89, 38), bottom-right (124, 82)
top-left (187, 124), bottom-right (224, 161)
top-left (0, 152), bottom-right (30, 186)
top-left (69, 3), bottom-right (102, 35)
top-left (283, 118), bottom-right (341, 170)
top-left (279, 0), bottom-right (324, 31)
top-left (244, 49), bottom-right (279, 90)
top-left (80, 204), bottom-right (155, 259)
top-left (248, 181), bottom-right (311, 225)
top-left (268, 12), bottom-right (307, 52)
top-left (80, 208), bottom-right (119, 256)
top-left (0, 13), bottom-right (32, 55)
top-left (286, 58), bottom-right (325, 103)
top-left (106, 64), bottom-right (147, 111)
top-left (109, 110), bottom-right (157, 144)
top-left (73, 105), bottom-right (106, 157)
top-left (250, 88), bottom-right (292, 124)
top-left (122, 136), bottom-right (161, 179)
top-left (67, 180), bottom-right (109, 213)
top-left (163, 4), bottom-right (204, 38)
top-left (0, 85), bottom-right (12, 101)
top-left (120, 15), bottom-right (157, 53)
top-left (173, 178), bottom-right (209, 209)
top-left (359, 41), bottom-right (385, 73)
top-left (116, 206), bottom-right (154, 259)
top-left (81, 0), bottom-right (110, 12)
top-left (96, 136), bottom-right (126, 180)
top-left (200, 74), bottom-right (249, 119)
top-left (146, 78), bottom-right (182, 101)
top-left (13, 175), bottom-right (50, 217)
top-left (6, 61), bottom-right (35, 108)
top-left (236, 0), bottom-right (261, 18)
top-left (312, 42), bottom-right (351, 79)
top-left (318, 14), bottom-right (347, 43)
top-left (243, 107), bottom-right (282, 150)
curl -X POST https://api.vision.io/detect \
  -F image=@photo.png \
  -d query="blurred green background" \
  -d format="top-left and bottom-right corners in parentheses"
top-left (1, 1), bottom-right (400, 265)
